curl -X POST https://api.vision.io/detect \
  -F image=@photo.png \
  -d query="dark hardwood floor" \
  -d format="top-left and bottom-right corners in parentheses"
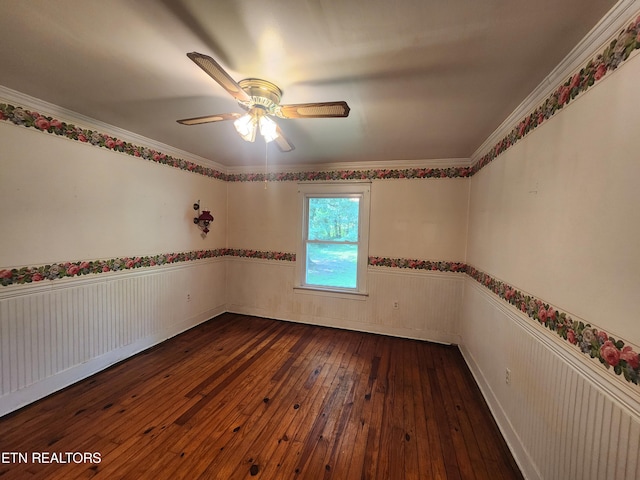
top-left (0, 313), bottom-right (523, 479)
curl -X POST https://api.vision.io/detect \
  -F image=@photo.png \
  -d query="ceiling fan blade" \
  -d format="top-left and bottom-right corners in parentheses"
top-left (187, 52), bottom-right (251, 103)
top-left (274, 125), bottom-right (295, 152)
top-left (278, 101), bottom-right (350, 119)
top-left (177, 112), bottom-right (242, 125)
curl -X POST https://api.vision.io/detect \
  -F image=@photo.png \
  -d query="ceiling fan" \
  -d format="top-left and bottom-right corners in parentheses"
top-left (177, 52), bottom-right (350, 152)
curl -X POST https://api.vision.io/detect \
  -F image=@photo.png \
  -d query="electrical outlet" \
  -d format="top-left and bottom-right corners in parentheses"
top-left (393, 301), bottom-right (399, 309)
top-left (505, 368), bottom-right (511, 385)
top-left (187, 293), bottom-right (191, 302)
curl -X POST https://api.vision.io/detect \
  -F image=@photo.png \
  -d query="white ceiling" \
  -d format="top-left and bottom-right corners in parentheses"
top-left (0, 0), bottom-right (617, 167)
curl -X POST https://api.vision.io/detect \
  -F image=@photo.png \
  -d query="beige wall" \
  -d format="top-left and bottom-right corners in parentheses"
top-left (0, 122), bottom-right (227, 267)
top-left (461, 41), bottom-right (640, 480)
top-left (225, 176), bottom-right (469, 343)
top-left (370, 178), bottom-right (469, 260)
top-left (227, 181), bottom-right (299, 252)
top-left (466, 54), bottom-right (640, 346)
top-left (0, 115), bottom-right (229, 415)
top-left (227, 177), bottom-right (470, 261)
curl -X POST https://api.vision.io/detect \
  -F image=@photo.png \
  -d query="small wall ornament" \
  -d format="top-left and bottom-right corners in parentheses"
top-left (193, 201), bottom-right (214, 235)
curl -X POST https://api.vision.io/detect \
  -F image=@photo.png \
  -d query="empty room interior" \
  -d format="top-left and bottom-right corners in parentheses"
top-left (1, 1), bottom-right (639, 479)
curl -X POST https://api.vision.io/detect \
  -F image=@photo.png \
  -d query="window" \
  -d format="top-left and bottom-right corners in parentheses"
top-left (296, 182), bottom-right (370, 295)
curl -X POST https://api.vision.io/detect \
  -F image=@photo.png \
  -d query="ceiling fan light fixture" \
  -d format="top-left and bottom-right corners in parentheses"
top-left (233, 113), bottom-right (257, 142)
top-left (259, 115), bottom-right (279, 143)
top-left (233, 108), bottom-right (280, 144)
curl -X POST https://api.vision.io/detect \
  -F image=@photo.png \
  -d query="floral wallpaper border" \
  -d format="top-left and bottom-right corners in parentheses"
top-left (472, 13), bottom-right (640, 174)
top-left (0, 248), bottom-right (294, 286)
top-left (227, 167), bottom-right (472, 182)
top-left (224, 249), bottom-right (296, 262)
top-left (0, 252), bottom-right (468, 286)
top-left (467, 264), bottom-right (639, 386)
top-left (371, 258), bottom-right (640, 387)
top-left (0, 103), bottom-right (471, 181)
top-left (0, 103), bottom-right (228, 180)
top-left (3, 250), bottom-right (637, 386)
top-left (368, 256), bottom-right (466, 273)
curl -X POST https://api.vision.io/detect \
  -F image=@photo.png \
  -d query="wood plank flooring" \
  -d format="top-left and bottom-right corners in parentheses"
top-left (0, 313), bottom-right (523, 479)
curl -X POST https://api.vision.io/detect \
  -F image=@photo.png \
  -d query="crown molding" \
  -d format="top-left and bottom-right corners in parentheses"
top-left (0, 83), bottom-right (473, 177)
top-left (0, 85), bottom-right (228, 173)
top-left (226, 157), bottom-right (473, 175)
top-left (471, 0), bottom-right (640, 161)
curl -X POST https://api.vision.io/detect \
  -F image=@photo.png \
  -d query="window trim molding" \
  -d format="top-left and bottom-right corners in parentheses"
top-left (296, 181), bottom-right (371, 296)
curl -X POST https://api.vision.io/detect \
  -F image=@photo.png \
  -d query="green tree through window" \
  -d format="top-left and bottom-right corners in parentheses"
top-left (307, 197), bottom-right (360, 288)
top-left (308, 197), bottom-right (359, 242)
top-left (297, 183), bottom-right (370, 294)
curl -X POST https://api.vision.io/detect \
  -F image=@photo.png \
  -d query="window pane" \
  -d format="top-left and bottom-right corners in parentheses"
top-left (308, 197), bottom-right (360, 242)
top-left (306, 242), bottom-right (358, 288)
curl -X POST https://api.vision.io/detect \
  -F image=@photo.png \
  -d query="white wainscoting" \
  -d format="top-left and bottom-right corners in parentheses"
top-left (460, 278), bottom-right (640, 480)
top-left (226, 258), bottom-right (464, 344)
top-left (0, 259), bottom-right (227, 416)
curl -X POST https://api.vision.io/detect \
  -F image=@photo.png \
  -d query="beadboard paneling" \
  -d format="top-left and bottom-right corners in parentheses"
top-left (226, 258), bottom-right (464, 344)
top-left (0, 259), bottom-right (226, 416)
top-left (460, 278), bottom-right (640, 480)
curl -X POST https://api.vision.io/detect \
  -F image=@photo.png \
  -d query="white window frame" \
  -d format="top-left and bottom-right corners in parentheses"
top-left (295, 181), bottom-right (371, 296)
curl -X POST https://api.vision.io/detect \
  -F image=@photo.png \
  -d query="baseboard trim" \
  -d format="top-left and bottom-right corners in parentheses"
top-left (226, 306), bottom-right (460, 345)
top-left (459, 344), bottom-right (540, 480)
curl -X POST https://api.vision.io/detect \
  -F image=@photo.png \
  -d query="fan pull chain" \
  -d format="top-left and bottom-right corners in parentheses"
top-left (264, 140), bottom-right (269, 189)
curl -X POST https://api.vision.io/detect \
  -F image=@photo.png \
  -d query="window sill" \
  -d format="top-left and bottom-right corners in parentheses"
top-left (293, 286), bottom-right (369, 301)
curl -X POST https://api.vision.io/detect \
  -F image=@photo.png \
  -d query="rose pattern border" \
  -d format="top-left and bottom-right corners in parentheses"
top-left (369, 258), bottom-right (640, 386)
top-left (472, 13), bottom-right (640, 174)
top-left (464, 265), bottom-right (640, 386)
top-left (0, 102), bottom-right (473, 181)
top-left (224, 249), bottom-right (296, 262)
top-left (0, 104), bottom-right (228, 180)
top-left (368, 256), bottom-right (466, 273)
top-left (227, 167), bottom-right (472, 182)
top-left (0, 248), bottom-right (294, 286)
top-left (1, 251), bottom-right (638, 386)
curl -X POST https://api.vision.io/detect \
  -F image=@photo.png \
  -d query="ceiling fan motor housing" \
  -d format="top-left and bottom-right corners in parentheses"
top-left (238, 78), bottom-right (283, 115)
